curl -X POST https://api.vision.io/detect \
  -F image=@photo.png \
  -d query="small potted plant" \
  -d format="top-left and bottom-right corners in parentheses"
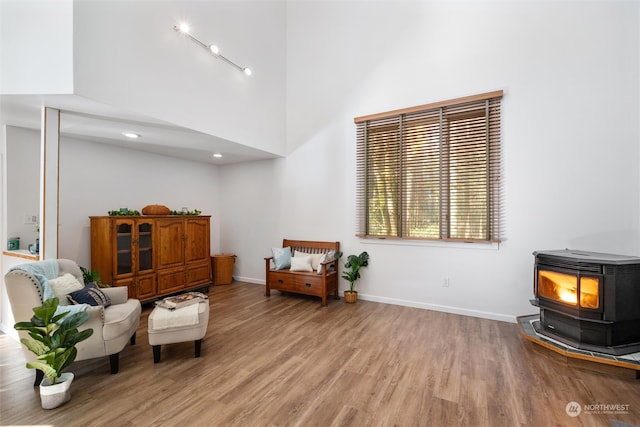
top-left (14, 298), bottom-right (93, 409)
top-left (342, 251), bottom-right (369, 303)
top-left (80, 266), bottom-right (108, 287)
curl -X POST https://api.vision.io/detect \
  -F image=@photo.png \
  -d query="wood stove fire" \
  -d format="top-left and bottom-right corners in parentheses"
top-left (531, 249), bottom-right (640, 355)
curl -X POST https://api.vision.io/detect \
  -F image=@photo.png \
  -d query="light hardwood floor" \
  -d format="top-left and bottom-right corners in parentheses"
top-left (1, 282), bottom-right (639, 426)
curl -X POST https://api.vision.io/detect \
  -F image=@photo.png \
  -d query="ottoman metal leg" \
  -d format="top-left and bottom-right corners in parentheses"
top-left (153, 345), bottom-right (161, 363)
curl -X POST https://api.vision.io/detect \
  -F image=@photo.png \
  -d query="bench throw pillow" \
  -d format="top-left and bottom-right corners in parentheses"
top-left (294, 250), bottom-right (325, 272)
top-left (317, 250), bottom-right (338, 275)
top-left (67, 282), bottom-right (112, 307)
top-left (48, 273), bottom-right (85, 306)
top-left (315, 253), bottom-right (328, 275)
top-left (271, 247), bottom-right (292, 270)
top-left (290, 255), bottom-right (313, 272)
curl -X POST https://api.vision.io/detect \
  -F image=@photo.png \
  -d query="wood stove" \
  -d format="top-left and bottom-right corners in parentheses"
top-left (531, 249), bottom-right (640, 355)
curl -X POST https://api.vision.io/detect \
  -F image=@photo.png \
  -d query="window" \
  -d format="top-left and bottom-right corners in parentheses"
top-left (354, 90), bottom-right (503, 242)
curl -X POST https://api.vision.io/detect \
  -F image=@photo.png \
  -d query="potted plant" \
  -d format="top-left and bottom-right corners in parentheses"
top-left (80, 266), bottom-right (108, 287)
top-left (341, 251), bottom-right (369, 303)
top-left (14, 298), bottom-right (93, 409)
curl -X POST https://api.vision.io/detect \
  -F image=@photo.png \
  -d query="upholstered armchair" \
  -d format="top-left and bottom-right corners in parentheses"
top-left (5, 259), bottom-right (142, 385)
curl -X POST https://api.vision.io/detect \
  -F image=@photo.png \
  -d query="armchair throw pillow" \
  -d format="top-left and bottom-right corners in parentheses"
top-left (67, 282), bottom-right (112, 307)
top-left (48, 273), bottom-right (84, 306)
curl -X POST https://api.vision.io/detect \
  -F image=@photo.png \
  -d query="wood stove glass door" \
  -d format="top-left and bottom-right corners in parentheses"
top-left (537, 268), bottom-right (601, 310)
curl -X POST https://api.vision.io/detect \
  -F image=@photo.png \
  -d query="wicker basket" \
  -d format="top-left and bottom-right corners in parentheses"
top-left (212, 254), bottom-right (236, 285)
top-left (344, 290), bottom-right (358, 304)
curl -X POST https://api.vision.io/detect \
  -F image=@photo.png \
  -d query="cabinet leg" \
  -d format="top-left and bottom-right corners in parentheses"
top-left (153, 345), bottom-right (161, 363)
top-left (195, 339), bottom-right (202, 358)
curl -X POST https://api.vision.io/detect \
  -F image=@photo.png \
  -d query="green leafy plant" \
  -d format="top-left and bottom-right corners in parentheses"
top-left (14, 298), bottom-right (93, 384)
top-left (80, 266), bottom-right (108, 287)
top-left (169, 209), bottom-right (202, 215)
top-left (341, 251), bottom-right (370, 293)
top-left (107, 209), bottom-right (140, 216)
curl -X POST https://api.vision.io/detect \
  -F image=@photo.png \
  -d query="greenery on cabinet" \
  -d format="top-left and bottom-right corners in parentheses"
top-left (108, 209), bottom-right (141, 216)
top-left (169, 209), bottom-right (202, 215)
top-left (107, 208), bottom-right (203, 216)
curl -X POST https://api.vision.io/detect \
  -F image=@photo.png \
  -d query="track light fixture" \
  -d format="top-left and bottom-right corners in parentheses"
top-left (173, 23), bottom-right (252, 76)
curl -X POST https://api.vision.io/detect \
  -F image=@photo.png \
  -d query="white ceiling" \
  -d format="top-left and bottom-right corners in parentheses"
top-left (0, 94), bottom-right (279, 165)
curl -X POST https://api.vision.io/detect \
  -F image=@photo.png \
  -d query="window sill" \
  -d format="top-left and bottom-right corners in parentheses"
top-left (359, 237), bottom-right (500, 251)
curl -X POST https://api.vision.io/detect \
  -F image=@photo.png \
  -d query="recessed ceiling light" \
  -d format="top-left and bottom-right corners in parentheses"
top-left (122, 132), bottom-right (141, 139)
top-left (213, 153), bottom-right (223, 158)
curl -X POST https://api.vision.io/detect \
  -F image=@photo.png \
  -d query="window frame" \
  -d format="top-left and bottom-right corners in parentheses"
top-left (354, 90), bottom-right (503, 243)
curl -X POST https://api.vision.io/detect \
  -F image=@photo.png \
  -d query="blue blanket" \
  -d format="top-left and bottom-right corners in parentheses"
top-left (10, 260), bottom-right (59, 300)
top-left (10, 261), bottom-right (88, 318)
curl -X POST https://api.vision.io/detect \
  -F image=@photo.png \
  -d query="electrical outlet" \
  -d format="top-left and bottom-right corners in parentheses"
top-left (442, 277), bottom-right (450, 287)
top-left (23, 214), bottom-right (38, 224)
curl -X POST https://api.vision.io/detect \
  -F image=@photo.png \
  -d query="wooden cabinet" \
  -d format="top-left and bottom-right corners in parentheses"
top-left (90, 216), bottom-right (211, 302)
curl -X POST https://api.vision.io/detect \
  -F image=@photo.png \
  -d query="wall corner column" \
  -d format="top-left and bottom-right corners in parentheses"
top-left (40, 107), bottom-right (60, 260)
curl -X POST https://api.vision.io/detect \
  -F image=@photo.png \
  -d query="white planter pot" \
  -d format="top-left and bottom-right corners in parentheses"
top-left (39, 372), bottom-right (74, 409)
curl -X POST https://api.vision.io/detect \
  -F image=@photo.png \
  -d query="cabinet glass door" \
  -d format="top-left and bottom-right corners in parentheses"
top-left (115, 221), bottom-right (133, 276)
top-left (138, 221), bottom-right (153, 273)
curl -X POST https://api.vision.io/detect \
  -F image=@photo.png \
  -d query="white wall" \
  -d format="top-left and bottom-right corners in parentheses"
top-left (72, 0), bottom-right (287, 156)
top-left (58, 135), bottom-right (221, 268)
top-left (0, 126), bottom-right (222, 334)
top-left (5, 127), bottom-right (40, 247)
top-left (220, 0), bottom-right (640, 322)
top-left (2, 126), bottom-right (222, 269)
top-left (0, 0), bottom-right (74, 94)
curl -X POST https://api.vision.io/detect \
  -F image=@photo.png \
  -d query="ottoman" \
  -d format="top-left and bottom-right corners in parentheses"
top-left (148, 299), bottom-right (210, 363)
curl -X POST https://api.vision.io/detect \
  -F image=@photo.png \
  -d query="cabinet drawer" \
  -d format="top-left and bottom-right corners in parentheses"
top-left (293, 275), bottom-right (323, 294)
top-left (157, 267), bottom-right (185, 295)
top-left (269, 272), bottom-right (294, 289)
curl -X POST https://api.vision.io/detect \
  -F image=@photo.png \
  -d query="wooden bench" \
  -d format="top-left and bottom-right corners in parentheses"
top-left (265, 239), bottom-right (340, 306)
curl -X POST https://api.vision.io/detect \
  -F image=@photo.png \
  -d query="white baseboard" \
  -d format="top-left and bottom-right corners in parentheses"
top-left (233, 276), bottom-right (264, 285)
top-left (233, 277), bottom-right (516, 323)
top-left (356, 293), bottom-right (517, 323)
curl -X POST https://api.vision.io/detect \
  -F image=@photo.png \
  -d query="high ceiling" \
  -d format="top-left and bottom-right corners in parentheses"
top-left (0, 94), bottom-right (279, 165)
